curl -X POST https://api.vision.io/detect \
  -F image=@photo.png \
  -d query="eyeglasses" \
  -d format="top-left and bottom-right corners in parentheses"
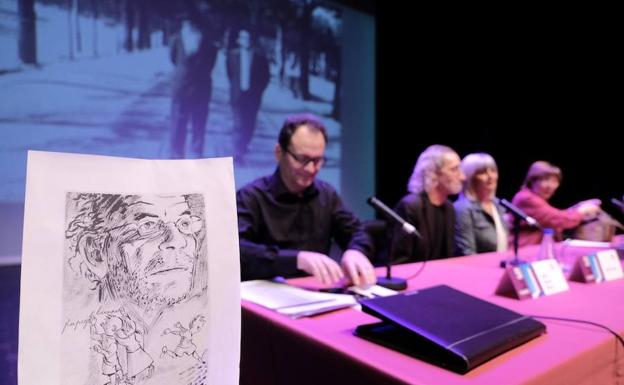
top-left (136, 215), bottom-right (203, 237)
top-left (285, 148), bottom-right (327, 168)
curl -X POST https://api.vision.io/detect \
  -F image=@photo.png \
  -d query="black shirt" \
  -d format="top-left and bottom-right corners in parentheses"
top-left (390, 192), bottom-right (455, 262)
top-left (430, 204), bottom-right (449, 260)
top-left (237, 168), bottom-right (373, 281)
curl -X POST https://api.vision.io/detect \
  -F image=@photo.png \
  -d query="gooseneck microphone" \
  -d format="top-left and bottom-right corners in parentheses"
top-left (495, 198), bottom-right (540, 228)
top-left (612, 198), bottom-right (624, 212)
top-left (495, 197), bottom-right (539, 267)
top-left (367, 196), bottom-right (420, 291)
top-left (367, 196), bottom-right (422, 239)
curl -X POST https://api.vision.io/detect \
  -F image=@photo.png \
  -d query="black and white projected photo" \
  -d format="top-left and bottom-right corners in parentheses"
top-left (0, 0), bottom-right (376, 258)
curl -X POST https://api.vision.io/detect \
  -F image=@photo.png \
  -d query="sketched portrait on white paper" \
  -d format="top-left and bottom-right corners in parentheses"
top-left (62, 192), bottom-right (210, 384)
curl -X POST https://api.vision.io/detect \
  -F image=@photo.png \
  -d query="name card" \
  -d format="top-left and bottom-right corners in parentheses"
top-left (530, 259), bottom-right (569, 295)
top-left (570, 249), bottom-right (624, 283)
top-left (573, 255), bottom-right (601, 283)
top-left (496, 260), bottom-right (569, 300)
top-left (595, 250), bottom-right (624, 281)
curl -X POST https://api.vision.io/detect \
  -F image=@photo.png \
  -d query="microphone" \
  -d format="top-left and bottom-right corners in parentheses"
top-left (612, 198), bottom-right (624, 212)
top-left (366, 196), bottom-right (419, 291)
top-left (367, 196), bottom-right (421, 239)
top-left (495, 198), bottom-right (540, 227)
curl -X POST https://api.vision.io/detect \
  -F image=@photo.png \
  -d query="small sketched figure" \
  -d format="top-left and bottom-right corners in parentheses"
top-left (113, 308), bottom-right (155, 383)
top-left (91, 314), bottom-right (123, 385)
top-left (92, 309), bottom-right (154, 384)
top-left (161, 315), bottom-right (207, 363)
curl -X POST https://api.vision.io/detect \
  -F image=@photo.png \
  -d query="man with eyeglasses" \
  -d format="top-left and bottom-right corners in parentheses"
top-left (237, 113), bottom-right (376, 286)
top-left (64, 193), bottom-right (208, 328)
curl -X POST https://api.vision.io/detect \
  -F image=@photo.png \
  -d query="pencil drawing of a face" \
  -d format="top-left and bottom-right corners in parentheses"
top-left (65, 193), bottom-right (207, 313)
top-left (110, 195), bottom-right (202, 308)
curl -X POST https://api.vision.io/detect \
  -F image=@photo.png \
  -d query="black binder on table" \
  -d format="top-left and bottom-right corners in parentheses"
top-left (355, 285), bottom-right (546, 374)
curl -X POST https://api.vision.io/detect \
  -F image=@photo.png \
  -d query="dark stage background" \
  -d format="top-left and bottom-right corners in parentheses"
top-left (375, 4), bottom-right (623, 223)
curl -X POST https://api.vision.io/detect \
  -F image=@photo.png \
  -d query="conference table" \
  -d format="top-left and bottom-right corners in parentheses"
top-left (240, 241), bottom-right (624, 385)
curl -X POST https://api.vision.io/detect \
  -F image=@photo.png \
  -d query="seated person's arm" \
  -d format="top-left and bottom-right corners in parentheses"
top-left (296, 251), bottom-right (344, 285)
top-left (340, 249), bottom-right (376, 286)
top-left (329, 191), bottom-right (376, 286)
top-left (519, 193), bottom-right (586, 230)
top-left (569, 199), bottom-right (602, 219)
top-left (238, 189), bottom-right (345, 285)
top-left (237, 190), bottom-right (300, 281)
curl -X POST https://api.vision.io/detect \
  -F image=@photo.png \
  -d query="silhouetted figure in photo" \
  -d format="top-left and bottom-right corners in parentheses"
top-left (169, 19), bottom-right (219, 159)
top-left (226, 29), bottom-right (271, 161)
top-left (283, 50), bottom-right (301, 99)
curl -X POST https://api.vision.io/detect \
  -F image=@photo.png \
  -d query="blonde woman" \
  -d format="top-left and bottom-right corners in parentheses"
top-left (454, 153), bottom-right (508, 256)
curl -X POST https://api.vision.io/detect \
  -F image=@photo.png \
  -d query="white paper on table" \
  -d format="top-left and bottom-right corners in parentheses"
top-left (241, 280), bottom-right (357, 318)
top-left (563, 239), bottom-right (611, 248)
top-left (348, 285), bottom-right (397, 299)
top-left (19, 151), bottom-right (240, 385)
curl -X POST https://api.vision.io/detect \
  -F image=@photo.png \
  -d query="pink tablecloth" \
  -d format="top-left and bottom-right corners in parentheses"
top-left (241, 243), bottom-right (624, 385)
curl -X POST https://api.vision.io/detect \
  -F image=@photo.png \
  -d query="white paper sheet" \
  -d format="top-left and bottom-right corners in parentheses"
top-left (19, 151), bottom-right (240, 385)
top-left (241, 280), bottom-right (358, 318)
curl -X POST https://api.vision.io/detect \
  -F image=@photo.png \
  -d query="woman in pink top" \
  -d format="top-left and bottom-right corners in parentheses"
top-left (510, 161), bottom-right (601, 246)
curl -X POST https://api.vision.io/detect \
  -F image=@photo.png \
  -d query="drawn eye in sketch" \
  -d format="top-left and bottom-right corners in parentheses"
top-left (177, 215), bottom-right (203, 235)
top-left (135, 215), bottom-right (203, 238)
top-left (137, 218), bottom-right (162, 237)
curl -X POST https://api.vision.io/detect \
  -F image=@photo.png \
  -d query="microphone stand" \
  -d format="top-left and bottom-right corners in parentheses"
top-left (496, 197), bottom-right (539, 268)
top-left (377, 240), bottom-right (409, 291)
top-left (500, 215), bottom-right (525, 268)
top-left (367, 196), bottom-right (417, 291)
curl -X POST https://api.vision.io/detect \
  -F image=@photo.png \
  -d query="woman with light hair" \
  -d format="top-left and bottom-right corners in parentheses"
top-left (453, 153), bottom-right (508, 256)
top-left (511, 160), bottom-right (601, 246)
top-left (390, 145), bottom-right (465, 262)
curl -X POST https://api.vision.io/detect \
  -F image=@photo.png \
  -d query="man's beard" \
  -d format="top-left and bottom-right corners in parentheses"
top-left (129, 271), bottom-right (192, 311)
top-left (107, 264), bottom-right (193, 314)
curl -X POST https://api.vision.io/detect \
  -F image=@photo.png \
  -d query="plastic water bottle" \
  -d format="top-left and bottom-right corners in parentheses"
top-left (536, 228), bottom-right (556, 261)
